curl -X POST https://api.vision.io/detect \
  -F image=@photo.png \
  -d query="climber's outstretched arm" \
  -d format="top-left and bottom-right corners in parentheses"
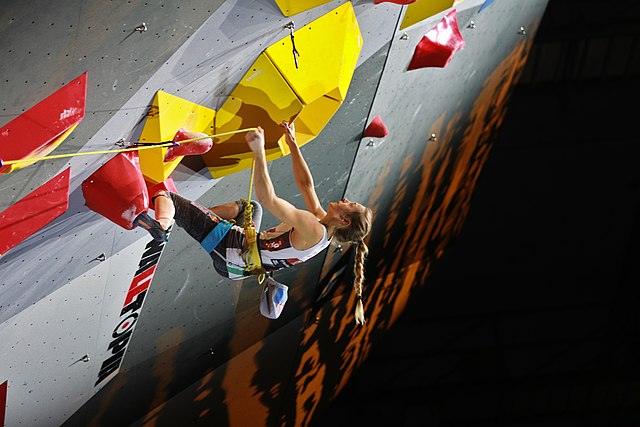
top-left (246, 127), bottom-right (323, 244)
top-left (280, 121), bottom-right (326, 219)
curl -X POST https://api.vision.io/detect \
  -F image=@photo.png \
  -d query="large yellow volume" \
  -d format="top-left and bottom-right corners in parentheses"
top-left (202, 53), bottom-right (303, 178)
top-left (203, 2), bottom-right (362, 178)
top-left (266, 2), bottom-right (361, 105)
top-left (138, 91), bottom-right (215, 184)
top-left (273, 0), bottom-right (333, 17)
top-left (266, 1), bottom-right (360, 155)
top-left (400, 0), bottom-right (455, 30)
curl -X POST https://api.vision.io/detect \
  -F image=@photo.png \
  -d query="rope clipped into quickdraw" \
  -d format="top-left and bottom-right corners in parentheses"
top-left (0, 127), bottom-right (258, 169)
top-left (241, 158), bottom-right (265, 278)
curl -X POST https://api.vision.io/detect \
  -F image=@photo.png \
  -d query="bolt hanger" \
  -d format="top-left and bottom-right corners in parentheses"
top-left (135, 22), bottom-right (147, 33)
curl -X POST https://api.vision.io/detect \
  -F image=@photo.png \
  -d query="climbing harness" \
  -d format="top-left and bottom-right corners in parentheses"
top-left (0, 127), bottom-right (258, 170)
top-left (200, 220), bottom-right (234, 253)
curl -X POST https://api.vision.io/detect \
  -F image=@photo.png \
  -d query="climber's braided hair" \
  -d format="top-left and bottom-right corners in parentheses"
top-left (332, 206), bottom-right (373, 325)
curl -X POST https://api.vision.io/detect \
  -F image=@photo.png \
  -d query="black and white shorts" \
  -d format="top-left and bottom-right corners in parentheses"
top-left (155, 191), bottom-right (263, 279)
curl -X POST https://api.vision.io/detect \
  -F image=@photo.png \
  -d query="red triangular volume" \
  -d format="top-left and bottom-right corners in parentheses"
top-left (374, 0), bottom-right (416, 4)
top-left (0, 168), bottom-right (71, 256)
top-left (408, 9), bottom-right (465, 70)
top-left (82, 153), bottom-right (149, 230)
top-left (364, 115), bottom-right (389, 138)
top-left (0, 73), bottom-right (87, 174)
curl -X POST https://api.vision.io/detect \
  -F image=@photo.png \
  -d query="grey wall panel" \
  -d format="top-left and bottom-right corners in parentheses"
top-left (0, 239), bottom-right (150, 426)
top-left (0, 206), bottom-right (123, 324)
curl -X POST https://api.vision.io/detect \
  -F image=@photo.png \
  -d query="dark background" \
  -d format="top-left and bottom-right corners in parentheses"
top-left (320, 0), bottom-right (640, 425)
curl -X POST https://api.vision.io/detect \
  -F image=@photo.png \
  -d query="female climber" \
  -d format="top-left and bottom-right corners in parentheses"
top-left (134, 121), bottom-right (373, 323)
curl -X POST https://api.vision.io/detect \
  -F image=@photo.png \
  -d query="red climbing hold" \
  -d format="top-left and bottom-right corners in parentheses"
top-left (408, 9), bottom-right (465, 70)
top-left (163, 128), bottom-right (213, 162)
top-left (364, 115), bottom-right (389, 138)
top-left (374, 0), bottom-right (416, 4)
top-left (82, 152), bottom-right (149, 230)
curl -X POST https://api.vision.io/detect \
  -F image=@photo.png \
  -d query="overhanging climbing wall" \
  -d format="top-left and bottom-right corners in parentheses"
top-left (0, 1), bottom-right (549, 426)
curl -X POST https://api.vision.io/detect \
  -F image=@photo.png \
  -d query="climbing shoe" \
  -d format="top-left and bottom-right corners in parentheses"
top-left (134, 212), bottom-right (168, 242)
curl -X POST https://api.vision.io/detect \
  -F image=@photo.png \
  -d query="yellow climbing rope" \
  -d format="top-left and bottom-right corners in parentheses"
top-left (241, 158), bottom-right (265, 278)
top-left (0, 127), bottom-right (258, 168)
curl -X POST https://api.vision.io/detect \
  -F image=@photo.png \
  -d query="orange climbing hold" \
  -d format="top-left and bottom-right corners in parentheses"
top-left (364, 115), bottom-right (389, 138)
top-left (408, 9), bottom-right (464, 70)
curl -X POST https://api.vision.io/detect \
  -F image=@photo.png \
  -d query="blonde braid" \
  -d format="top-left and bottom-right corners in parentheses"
top-left (353, 240), bottom-right (369, 325)
top-left (331, 206), bottom-right (373, 325)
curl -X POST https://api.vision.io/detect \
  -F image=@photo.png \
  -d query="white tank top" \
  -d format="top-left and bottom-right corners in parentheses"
top-left (258, 222), bottom-right (331, 271)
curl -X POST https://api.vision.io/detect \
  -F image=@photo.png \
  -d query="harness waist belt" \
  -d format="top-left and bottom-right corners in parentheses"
top-left (200, 220), bottom-right (233, 253)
